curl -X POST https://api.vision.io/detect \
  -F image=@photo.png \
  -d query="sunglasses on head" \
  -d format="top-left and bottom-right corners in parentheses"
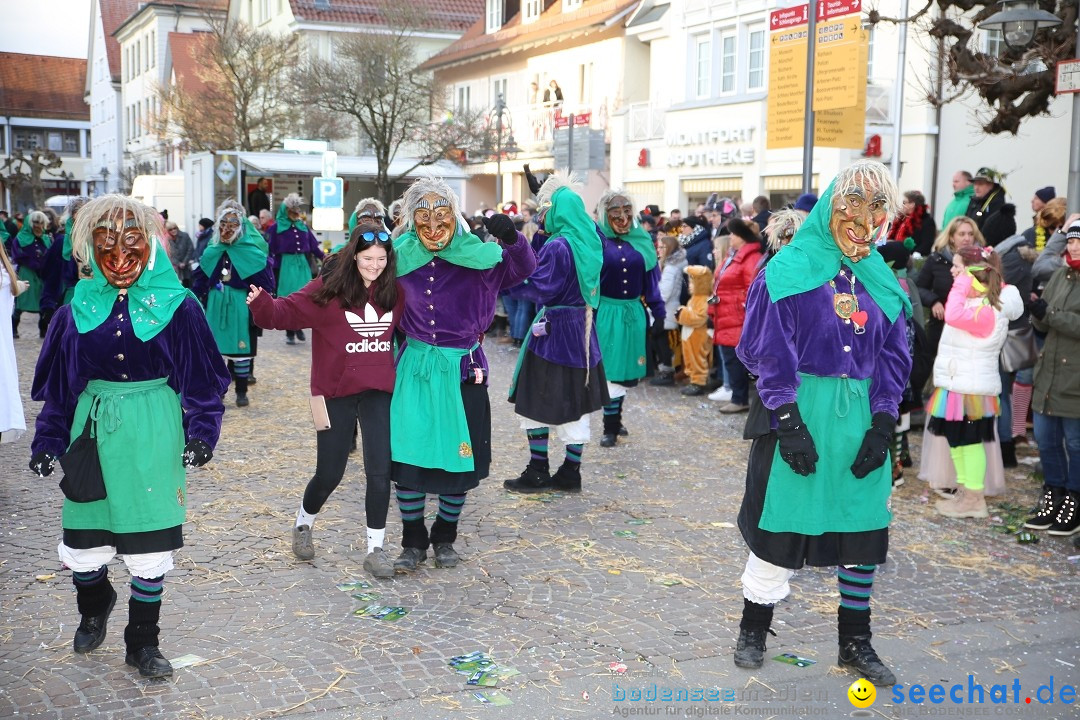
top-left (358, 231), bottom-right (390, 243)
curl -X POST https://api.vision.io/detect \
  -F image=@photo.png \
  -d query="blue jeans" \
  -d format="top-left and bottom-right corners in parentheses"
top-left (1033, 413), bottom-right (1080, 492)
top-left (718, 345), bottom-right (749, 405)
top-left (503, 296), bottom-right (535, 341)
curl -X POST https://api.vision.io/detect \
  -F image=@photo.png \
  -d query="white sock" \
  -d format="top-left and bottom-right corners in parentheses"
top-left (367, 527), bottom-right (385, 554)
top-left (296, 505), bottom-right (317, 529)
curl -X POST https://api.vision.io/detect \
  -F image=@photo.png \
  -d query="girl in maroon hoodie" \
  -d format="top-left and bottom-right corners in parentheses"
top-left (247, 214), bottom-right (405, 578)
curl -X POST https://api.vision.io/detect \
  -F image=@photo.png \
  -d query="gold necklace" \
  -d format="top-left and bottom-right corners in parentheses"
top-left (829, 269), bottom-right (867, 334)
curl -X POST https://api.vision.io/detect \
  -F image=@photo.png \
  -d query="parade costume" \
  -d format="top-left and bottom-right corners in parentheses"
top-left (12, 212), bottom-right (54, 338)
top-left (267, 194), bottom-right (323, 344)
top-left (504, 174), bottom-right (609, 494)
top-left (677, 265), bottom-right (712, 388)
top-left (29, 195), bottom-right (229, 678)
top-left (594, 190), bottom-right (664, 447)
top-left (249, 211), bottom-right (406, 577)
top-left (391, 178), bottom-right (536, 570)
top-left (193, 201), bottom-right (274, 407)
top-left (733, 162), bottom-right (911, 686)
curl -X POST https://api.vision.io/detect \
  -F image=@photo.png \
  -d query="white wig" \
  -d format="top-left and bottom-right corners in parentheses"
top-left (595, 188), bottom-right (635, 221)
top-left (69, 194), bottom-right (165, 271)
top-left (401, 176), bottom-right (467, 237)
top-left (354, 197), bottom-right (387, 217)
top-left (63, 196), bottom-right (91, 224)
top-left (535, 169), bottom-right (582, 209)
top-left (765, 208), bottom-right (807, 253)
top-left (28, 210), bottom-right (48, 226)
top-left (832, 160), bottom-right (901, 218)
top-left (283, 193), bottom-right (305, 212)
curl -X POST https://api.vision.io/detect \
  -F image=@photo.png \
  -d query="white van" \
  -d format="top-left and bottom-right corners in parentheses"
top-left (130, 175), bottom-right (186, 232)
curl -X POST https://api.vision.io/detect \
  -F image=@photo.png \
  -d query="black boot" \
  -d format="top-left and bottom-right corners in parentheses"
top-left (601, 412), bottom-right (621, 448)
top-left (551, 463), bottom-right (581, 493)
top-left (503, 463), bottom-right (551, 493)
top-left (1048, 491), bottom-right (1080, 536)
top-left (430, 515), bottom-right (460, 568)
top-left (838, 607), bottom-right (896, 686)
top-left (234, 376), bottom-right (249, 407)
top-left (73, 573), bottom-right (117, 653)
top-left (1024, 485), bottom-right (1067, 530)
top-left (1000, 440), bottom-right (1017, 469)
top-left (124, 599), bottom-right (172, 678)
top-left (395, 519), bottom-right (429, 571)
top-left (734, 599), bottom-right (775, 669)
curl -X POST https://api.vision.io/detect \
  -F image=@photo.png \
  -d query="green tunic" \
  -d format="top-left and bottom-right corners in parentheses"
top-left (276, 252), bottom-right (311, 298)
top-left (596, 296), bottom-right (646, 382)
top-left (206, 284), bottom-right (252, 355)
top-left (61, 378), bottom-right (186, 534)
top-left (758, 373), bottom-right (892, 534)
top-left (15, 266), bottom-right (43, 312)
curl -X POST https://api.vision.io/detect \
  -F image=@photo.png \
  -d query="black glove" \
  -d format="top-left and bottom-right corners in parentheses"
top-left (774, 402), bottom-right (818, 477)
top-left (651, 315), bottom-right (665, 334)
top-left (182, 439), bottom-right (213, 468)
top-left (850, 412), bottom-right (896, 479)
top-left (484, 214), bottom-right (518, 244)
top-left (29, 451), bottom-right (57, 477)
top-left (706, 317), bottom-right (714, 330)
top-left (1027, 298), bottom-right (1048, 320)
top-left (523, 163), bottom-right (543, 195)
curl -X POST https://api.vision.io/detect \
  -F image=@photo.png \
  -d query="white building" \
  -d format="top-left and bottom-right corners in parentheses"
top-left (114, 0), bottom-right (226, 183)
top-left (85, 0), bottom-right (138, 195)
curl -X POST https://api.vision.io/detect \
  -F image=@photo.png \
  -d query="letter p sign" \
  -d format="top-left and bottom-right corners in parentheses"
top-left (313, 177), bottom-right (343, 209)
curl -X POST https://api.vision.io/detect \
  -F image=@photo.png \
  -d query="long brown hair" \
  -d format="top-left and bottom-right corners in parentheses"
top-left (312, 226), bottom-right (399, 310)
top-left (956, 245), bottom-right (1003, 311)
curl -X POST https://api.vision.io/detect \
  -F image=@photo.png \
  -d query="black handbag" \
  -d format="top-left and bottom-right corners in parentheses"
top-left (1000, 324), bottom-right (1039, 373)
top-left (58, 415), bottom-right (107, 503)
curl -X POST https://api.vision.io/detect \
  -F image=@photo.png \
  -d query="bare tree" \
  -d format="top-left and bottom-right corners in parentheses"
top-left (155, 16), bottom-right (340, 152)
top-left (870, 0), bottom-right (1077, 134)
top-left (2, 150), bottom-right (65, 210)
top-left (295, 1), bottom-right (488, 202)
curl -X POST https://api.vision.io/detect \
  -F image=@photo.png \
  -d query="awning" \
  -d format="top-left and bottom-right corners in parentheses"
top-left (235, 151), bottom-right (468, 180)
top-left (624, 180), bottom-right (665, 206)
top-left (681, 177), bottom-right (742, 194)
top-left (763, 174), bottom-right (819, 191)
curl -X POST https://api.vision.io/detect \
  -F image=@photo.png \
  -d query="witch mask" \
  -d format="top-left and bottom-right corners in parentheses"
top-left (92, 210), bottom-right (150, 289)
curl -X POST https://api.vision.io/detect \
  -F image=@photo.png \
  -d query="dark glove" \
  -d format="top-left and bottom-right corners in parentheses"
top-left (850, 412), bottom-right (896, 479)
top-left (182, 439), bottom-right (213, 468)
top-left (523, 163), bottom-right (543, 195)
top-left (1027, 298), bottom-right (1048, 320)
top-left (651, 315), bottom-right (665, 334)
top-left (706, 317), bottom-right (714, 330)
top-left (484, 214), bottom-right (518, 245)
top-left (29, 451), bottom-right (57, 477)
top-left (774, 403), bottom-right (818, 477)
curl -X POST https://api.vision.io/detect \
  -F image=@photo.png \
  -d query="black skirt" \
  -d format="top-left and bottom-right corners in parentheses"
top-left (927, 416), bottom-right (996, 447)
top-left (737, 433), bottom-right (889, 570)
top-left (64, 526), bottom-right (184, 554)
top-left (511, 351), bottom-right (610, 425)
top-left (393, 383), bottom-right (491, 495)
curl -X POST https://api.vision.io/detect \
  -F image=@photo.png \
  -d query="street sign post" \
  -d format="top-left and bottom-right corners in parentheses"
top-left (311, 175), bottom-right (344, 231)
top-left (1057, 58), bottom-right (1080, 93)
top-left (813, 15), bottom-right (868, 111)
top-left (766, 9), bottom-right (809, 149)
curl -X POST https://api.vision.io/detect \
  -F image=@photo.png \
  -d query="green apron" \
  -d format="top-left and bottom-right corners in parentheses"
top-left (62, 378), bottom-right (187, 535)
top-left (759, 373), bottom-right (892, 535)
top-left (276, 252), bottom-right (311, 298)
top-left (596, 296), bottom-right (646, 382)
top-left (15, 267), bottom-right (42, 312)
top-left (391, 339), bottom-right (475, 472)
top-left (206, 284), bottom-right (252, 355)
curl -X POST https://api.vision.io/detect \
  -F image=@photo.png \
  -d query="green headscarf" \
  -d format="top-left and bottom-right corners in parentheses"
top-left (16, 222), bottom-right (51, 249)
top-left (544, 186), bottom-right (603, 309)
top-left (275, 202), bottom-right (309, 233)
top-left (71, 239), bottom-right (195, 341)
top-left (394, 221), bottom-right (503, 277)
top-left (62, 217), bottom-right (74, 261)
top-left (597, 215), bottom-right (657, 272)
top-left (198, 217), bottom-right (269, 280)
top-left (765, 178), bottom-right (912, 322)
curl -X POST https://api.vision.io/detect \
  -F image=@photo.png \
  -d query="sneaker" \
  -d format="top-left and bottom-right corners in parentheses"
top-left (363, 548), bottom-right (395, 578)
top-left (1047, 493), bottom-right (1080, 536)
top-left (1024, 485), bottom-right (1067, 530)
top-left (296, 329), bottom-right (306, 342)
top-left (73, 587), bottom-right (117, 653)
top-left (503, 465), bottom-right (552, 493)
top-left (720, 402), bottom-right (750, 414)
top-left (551, 463), bottom-right (582, 493)
top-left (292, 525), bottom-right (315, 560)
top-left (393, 547), bottom-right (427, 572)
top-left (649, 371), bottom-right (675, 386)
top-left (838, 636), bottom-right (896, 686)
top-left (680, 384), bottom-right (706, 396)
top-left (891, 475), bottom-right (905, 489)
top-left (433, 543), bottom-right (460, 568)
top-left (734, 627), bottom-right (775, 669)
top-left (708, 386), bottom-right (733, 402)
top-left (125, 646), bottom-right (173, 679)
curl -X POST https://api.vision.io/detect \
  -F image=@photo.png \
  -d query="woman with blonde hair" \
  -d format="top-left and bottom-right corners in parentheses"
top-left (915, 216), bottom-right (985, 356)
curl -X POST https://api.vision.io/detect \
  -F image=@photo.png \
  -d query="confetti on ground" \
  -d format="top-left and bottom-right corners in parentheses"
top-left (608, 662), bottom-right (628, 674)
top-left (351, 592), bottom-right (380, 602)
top-left (336, 580), bottom-right (372, 592)
top-left (34, 574), bottom-right (55, 582)
top-left (473, 691), bottom-right (513, 706)
top-left (626, 519), bottom-right (653, 525)
top-left (170, 654), bottom-right (207, 669)
top-left (710, 522), bottom-right (735, 528)
top-left (773, 653), bottom-right (816, 668)
top-left (449, 651), bottom-right (496, 675)
top-left (613, 530), bottom-right (638, 538)
top-left (654, 578), bottom-right (682, 586)
top-left (352, 605), bottom-right (409, 622)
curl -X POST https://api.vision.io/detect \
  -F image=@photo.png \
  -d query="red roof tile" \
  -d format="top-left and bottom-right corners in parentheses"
top-left (288, 0), bottom-right (484, 32)
top-left (99, 0), bottom-right (141, 82)
top-left (0, 53), bottom-right (89, 121)
top-left (421, 0), bottom-right (638, 70)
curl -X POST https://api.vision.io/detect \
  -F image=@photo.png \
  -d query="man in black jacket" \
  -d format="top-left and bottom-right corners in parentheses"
top-left (247, 177), bottom-right (271, 216)
top-left (965, 168), bottom-right (1013, 245)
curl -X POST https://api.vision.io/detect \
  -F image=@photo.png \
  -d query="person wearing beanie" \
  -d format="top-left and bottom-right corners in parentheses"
top-left (194, 218), bottom-right (214, 262)
top-left (1032, 187), bottom-right (1055, 213)
top-left (793, 193), bottom-right (818, 213)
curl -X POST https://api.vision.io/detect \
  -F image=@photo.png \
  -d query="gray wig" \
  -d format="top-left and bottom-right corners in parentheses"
top-left (69, 194), bottom-right (165, 271)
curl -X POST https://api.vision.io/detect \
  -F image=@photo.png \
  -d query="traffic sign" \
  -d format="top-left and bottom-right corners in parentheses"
top-left (313, 177), bottom-right (343, 209)
top-left (216, 158), bottom-right (235, 184)
top-left (813, 16), bottom-right (868, 111)
top-left (321, 151), bottom-right (338, 179)
top-left (816, 39), bottom-right (868, 148)
top-left (311, 207), bottom-right (344, 232)
top-left (1057, 59), bottom-right (1080, 94)
top-left (766, 24), bottom-right (809, 149)
top-left (770, 4), bottom-right (809, 30)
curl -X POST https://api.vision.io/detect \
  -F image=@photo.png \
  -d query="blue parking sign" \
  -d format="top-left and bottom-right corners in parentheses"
top-left (313, 177), bottom-right (343, 209)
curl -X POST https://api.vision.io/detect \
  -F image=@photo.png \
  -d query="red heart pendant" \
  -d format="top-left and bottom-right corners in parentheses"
top-left (851, 310), bottom-right (868, 327)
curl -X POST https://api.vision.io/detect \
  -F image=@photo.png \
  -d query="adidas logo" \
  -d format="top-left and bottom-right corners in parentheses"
top-left (345, 305), bottom-right (393, 338)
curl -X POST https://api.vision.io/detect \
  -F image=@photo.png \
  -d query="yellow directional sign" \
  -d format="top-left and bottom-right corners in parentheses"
top-left (815, 38), bottom-right (868, 148)
top-left (766, 26), bottom-right (809, 149)
top-left (813, 17), bottom-right (868, 111)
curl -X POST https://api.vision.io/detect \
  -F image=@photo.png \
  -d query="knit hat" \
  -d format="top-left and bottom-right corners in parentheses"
top-left (1034, 186), bottom-right (1056, 204)
top-left (794, 193), bottom-right (818, 212)
top-left (1067, 219), bottom-right (1080, 241)
top-left (198, 217), bottom-right (214, 230)
top-left (726, 217), bottom-right (760, 246)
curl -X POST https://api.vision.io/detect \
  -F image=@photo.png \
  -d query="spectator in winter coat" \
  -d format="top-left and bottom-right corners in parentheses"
top-left (965, 168), bottom-right (1013, 245)
top-left (890, 190), bottom-right (937, 256)
top-left (708, 218), bottom-right (762, 413)
top-left (165, 221), bottom-right (195, 287)
top-left (1032, 209), bottom-right (1079, 292)
top-left (916, 216), bottom-right (984, 357)
top-left (941, 171), bottom-right (974, 227)
top-left (651, 235), bottom-right (687, 386)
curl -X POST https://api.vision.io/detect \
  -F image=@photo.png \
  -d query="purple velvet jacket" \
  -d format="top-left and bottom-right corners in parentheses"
top-left (398, 234), bottom-right (536, 383)
top-left (266, 226), bottom-right (324, 272)
top-left (736, 270), bottom-right (909, 417)
top-left (30, 297), bottom-right (230, 458)
top-left (599, 236), bottom-right (664, 323)
top-left (190, 253), bottom-right (275, 302)
top-left (515, 236), bottom-right (602, 369)
top-left (12, 234), bottom-right (51, 275)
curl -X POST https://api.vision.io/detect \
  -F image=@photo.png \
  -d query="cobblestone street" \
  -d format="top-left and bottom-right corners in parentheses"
top-left (1, 330), bottom-right (1078, 719)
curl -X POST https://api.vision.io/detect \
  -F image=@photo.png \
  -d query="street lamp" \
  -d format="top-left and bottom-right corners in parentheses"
top-left (979, 1), bottom-right (1077, 214)
top-left (489, 93), bottom-right (521, 207)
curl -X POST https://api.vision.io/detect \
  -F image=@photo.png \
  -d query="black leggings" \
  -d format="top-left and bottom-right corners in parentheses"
top-left (302, 390), bottom-right (392, 529)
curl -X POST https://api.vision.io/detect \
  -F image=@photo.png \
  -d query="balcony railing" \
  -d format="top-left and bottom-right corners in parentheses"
top-left (492, 102), bottom-right (608, 151)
